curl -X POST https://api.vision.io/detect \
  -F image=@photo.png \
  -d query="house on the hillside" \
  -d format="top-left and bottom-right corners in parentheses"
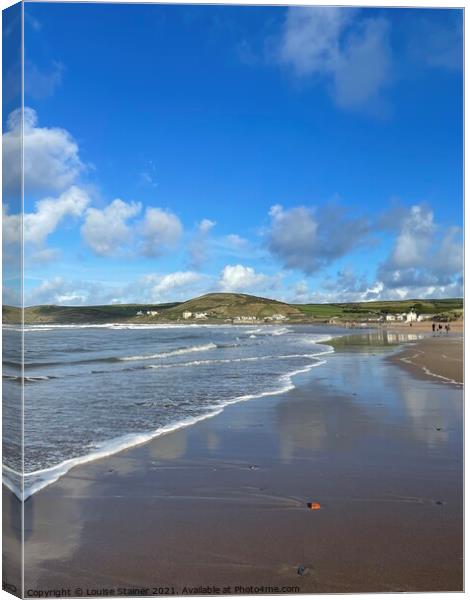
top-left (194, 312), bottom-right (208, 319)
top-left (146, 310), bottom-right (159, 316)
top-left (406, 309), bottom-right (417, 322)
top-left (182, 311), bottom-right (192, 319)
top-left (136, 310), bottom-right (143, 316)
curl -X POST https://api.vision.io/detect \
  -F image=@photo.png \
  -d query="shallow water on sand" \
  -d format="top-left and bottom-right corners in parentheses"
top-left (3, 323), bottom-right (349, 498)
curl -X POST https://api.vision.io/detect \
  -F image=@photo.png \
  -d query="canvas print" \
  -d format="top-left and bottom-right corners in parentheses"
top-left (2, 1), bottom-right (464, 597)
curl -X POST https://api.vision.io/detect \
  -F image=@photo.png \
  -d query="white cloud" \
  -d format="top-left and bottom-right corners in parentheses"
top-left (378, 204), bottom-right (462, 289)
top-left (3, 107), bottom-right (84, 198)
top-left (23, 186), bottom-right (90, 246)
top-left (277, 7), bottom-right (391, 111)
top-left (81, 199), bottom-right (141, 256)
top-left (267, 203), bottom-right (369, 274)
top-left (188, 218), bottom-right (216, 268)
top-left (389, 205), bottom-right (435, 269)
top-left (219, 264), bottom-right (279, 293)
top-left (143, 271), bottom-right (205, 299)
top-left (2, 205), bottom-right (21, 246)
top-left (25, 277), bottom-right (102, 306)
top-left (198, 218), bottom-right (216, 234)
top-left (141, 207), bottom-right (183, 257)
top-left (225, 234), bottom-right (249, 248)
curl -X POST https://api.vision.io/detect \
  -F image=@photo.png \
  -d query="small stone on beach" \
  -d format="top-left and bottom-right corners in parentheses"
top-left (307, 502), bottom-right (321, 510)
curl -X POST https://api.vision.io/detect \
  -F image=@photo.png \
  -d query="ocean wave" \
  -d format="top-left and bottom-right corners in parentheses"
top-left (145, 349), bottom-right (333, 370)
top-left (3, 410), bottom-right (224, 501)
top-left (246, 326), bottom-right (291, 336)
top-left (2, 346), bottom-right (333, 501)
top-left (3, 374), bottom-right (58, 383)
top-left (120, 342), bottom-right (218, 361)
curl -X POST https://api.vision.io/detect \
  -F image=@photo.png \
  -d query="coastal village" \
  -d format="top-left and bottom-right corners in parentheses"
top-left (133, 305), bottom-right (442, 326)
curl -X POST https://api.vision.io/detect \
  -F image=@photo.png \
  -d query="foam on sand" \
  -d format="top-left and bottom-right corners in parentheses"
top-left (3, 345), bottom-right (334, 501)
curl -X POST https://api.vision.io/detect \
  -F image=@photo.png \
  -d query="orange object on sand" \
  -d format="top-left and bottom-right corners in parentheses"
top-left (307, 502), bottom-right (321, 510)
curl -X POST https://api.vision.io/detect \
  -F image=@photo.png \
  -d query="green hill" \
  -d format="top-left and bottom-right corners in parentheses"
top-left (165, 292), bottom-right (302, 320)
top-left (294, 298), bottom-right (463, 321)
top-left (2, 294), bottom-right (463, 325)
top-left (4, 302), bottom-right (180, 325)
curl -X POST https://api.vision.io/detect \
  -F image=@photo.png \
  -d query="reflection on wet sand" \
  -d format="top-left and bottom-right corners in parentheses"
top-left (19, 335), bottom-right (463, 593)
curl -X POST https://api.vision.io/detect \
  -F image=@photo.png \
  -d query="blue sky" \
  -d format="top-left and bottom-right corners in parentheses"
top-left (3, 3), bottom-right (463, 305)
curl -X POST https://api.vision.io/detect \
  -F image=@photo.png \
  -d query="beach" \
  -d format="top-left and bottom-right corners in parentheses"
top-left (3, 332), bottom-right (463, 595)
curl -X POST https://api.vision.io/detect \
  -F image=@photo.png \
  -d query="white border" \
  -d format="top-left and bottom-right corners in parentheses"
top-left (0, 2), bottom-right (466, 600)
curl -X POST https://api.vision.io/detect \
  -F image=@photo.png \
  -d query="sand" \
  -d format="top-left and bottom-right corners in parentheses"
top-left (3, 333), bottom-right (463, 596)
top-left (390, 335), bottom-right (463, 386)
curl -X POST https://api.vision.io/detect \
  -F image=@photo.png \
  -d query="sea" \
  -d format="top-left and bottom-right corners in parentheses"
top-left (2, 323), bottom-right (345, 500)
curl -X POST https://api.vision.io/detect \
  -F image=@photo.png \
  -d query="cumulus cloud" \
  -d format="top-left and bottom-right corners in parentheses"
top-left (3, 107), bottom-right (84, 198)
top-left (141, 207), bottom-right (183, 257)
top-left (277, 7), bottom-right (391, 111)
top-left (81, 199), bottom-right (141, 256)
top-left (267, 203), bottom-right (369, 274)
top-left (25, 277), bottom-right (107, 306)
top-left (139, 271), bottom-right (206, 302)
top-left (378, 204), bottom-right (462, 291)
top-left (2, 205), bottom-right (21, 246)
top-left (25, 186), bottom-right (90, 246)
top-left (26, 271), bottom-right (211, 306)
top-left (219, 264), bottom-right (279, 293)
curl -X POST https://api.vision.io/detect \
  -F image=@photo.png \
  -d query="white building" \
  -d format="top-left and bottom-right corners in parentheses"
top-left (182, 311), bottom-right (192, 319)
top-left (417, 314), bottom-right (433, 322)
top-left (385, 313), bottom-right (407, 322)
top-left (194, 312), bottom-right (208, 319)
top-left (406, 309), bottom-right (417, 322)
top-left (136, 310), bottom-right (143, 316)
top-left (146, 310), bottom-right (159, 316)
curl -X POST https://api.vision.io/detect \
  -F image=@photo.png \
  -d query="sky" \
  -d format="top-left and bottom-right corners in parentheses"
top-left (3, 2), bottom-right (464, 306)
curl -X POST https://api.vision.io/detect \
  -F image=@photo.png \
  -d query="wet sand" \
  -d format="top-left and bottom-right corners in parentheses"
top-left (3, 334), bottom-right (463, 595)
top-left (390, 335), bottom-right (463, 386)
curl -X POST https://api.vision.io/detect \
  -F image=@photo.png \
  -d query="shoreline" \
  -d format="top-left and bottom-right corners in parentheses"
top-left (5, 336), bottom-right (336, 501)
top-left (2, 331), bottom-right (463, 594)
top-left (388, 334), bottom-right (463, 387)
top-left (4, 332), bottom-right (462, 502)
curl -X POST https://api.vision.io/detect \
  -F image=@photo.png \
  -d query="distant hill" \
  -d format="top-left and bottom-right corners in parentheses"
top-left (165, 293), bottom-right (302, 319)
top-left (294, 298), bottom-right (463, 321)
top-left (2, 294), bottom-right (463, 325)
top-left (4, 302), bottom-right (180, 325)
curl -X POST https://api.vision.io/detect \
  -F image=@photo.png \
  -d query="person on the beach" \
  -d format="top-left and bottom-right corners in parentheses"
top-left (432, 323), bottom-right (436, 333)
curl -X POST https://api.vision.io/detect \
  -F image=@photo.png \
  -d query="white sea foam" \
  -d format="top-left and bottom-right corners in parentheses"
top-left (120, 342), bottom-right (218, 361)
top-left (145, 348), bottom-right (333, 370)
top-left (3, 343), bottom-right (334, 501)
top-left (3, 410), bottom-right (224, 501)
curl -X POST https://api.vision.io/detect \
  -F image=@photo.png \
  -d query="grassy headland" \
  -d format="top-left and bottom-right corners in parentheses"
top-left (2, 293), bottom-right (463, 325)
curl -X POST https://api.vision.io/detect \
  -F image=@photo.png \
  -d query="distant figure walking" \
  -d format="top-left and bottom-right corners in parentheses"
top-left (438, 324), bottom-right (443, 333)
top-left (432, 323), bottom-right (436, 333)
